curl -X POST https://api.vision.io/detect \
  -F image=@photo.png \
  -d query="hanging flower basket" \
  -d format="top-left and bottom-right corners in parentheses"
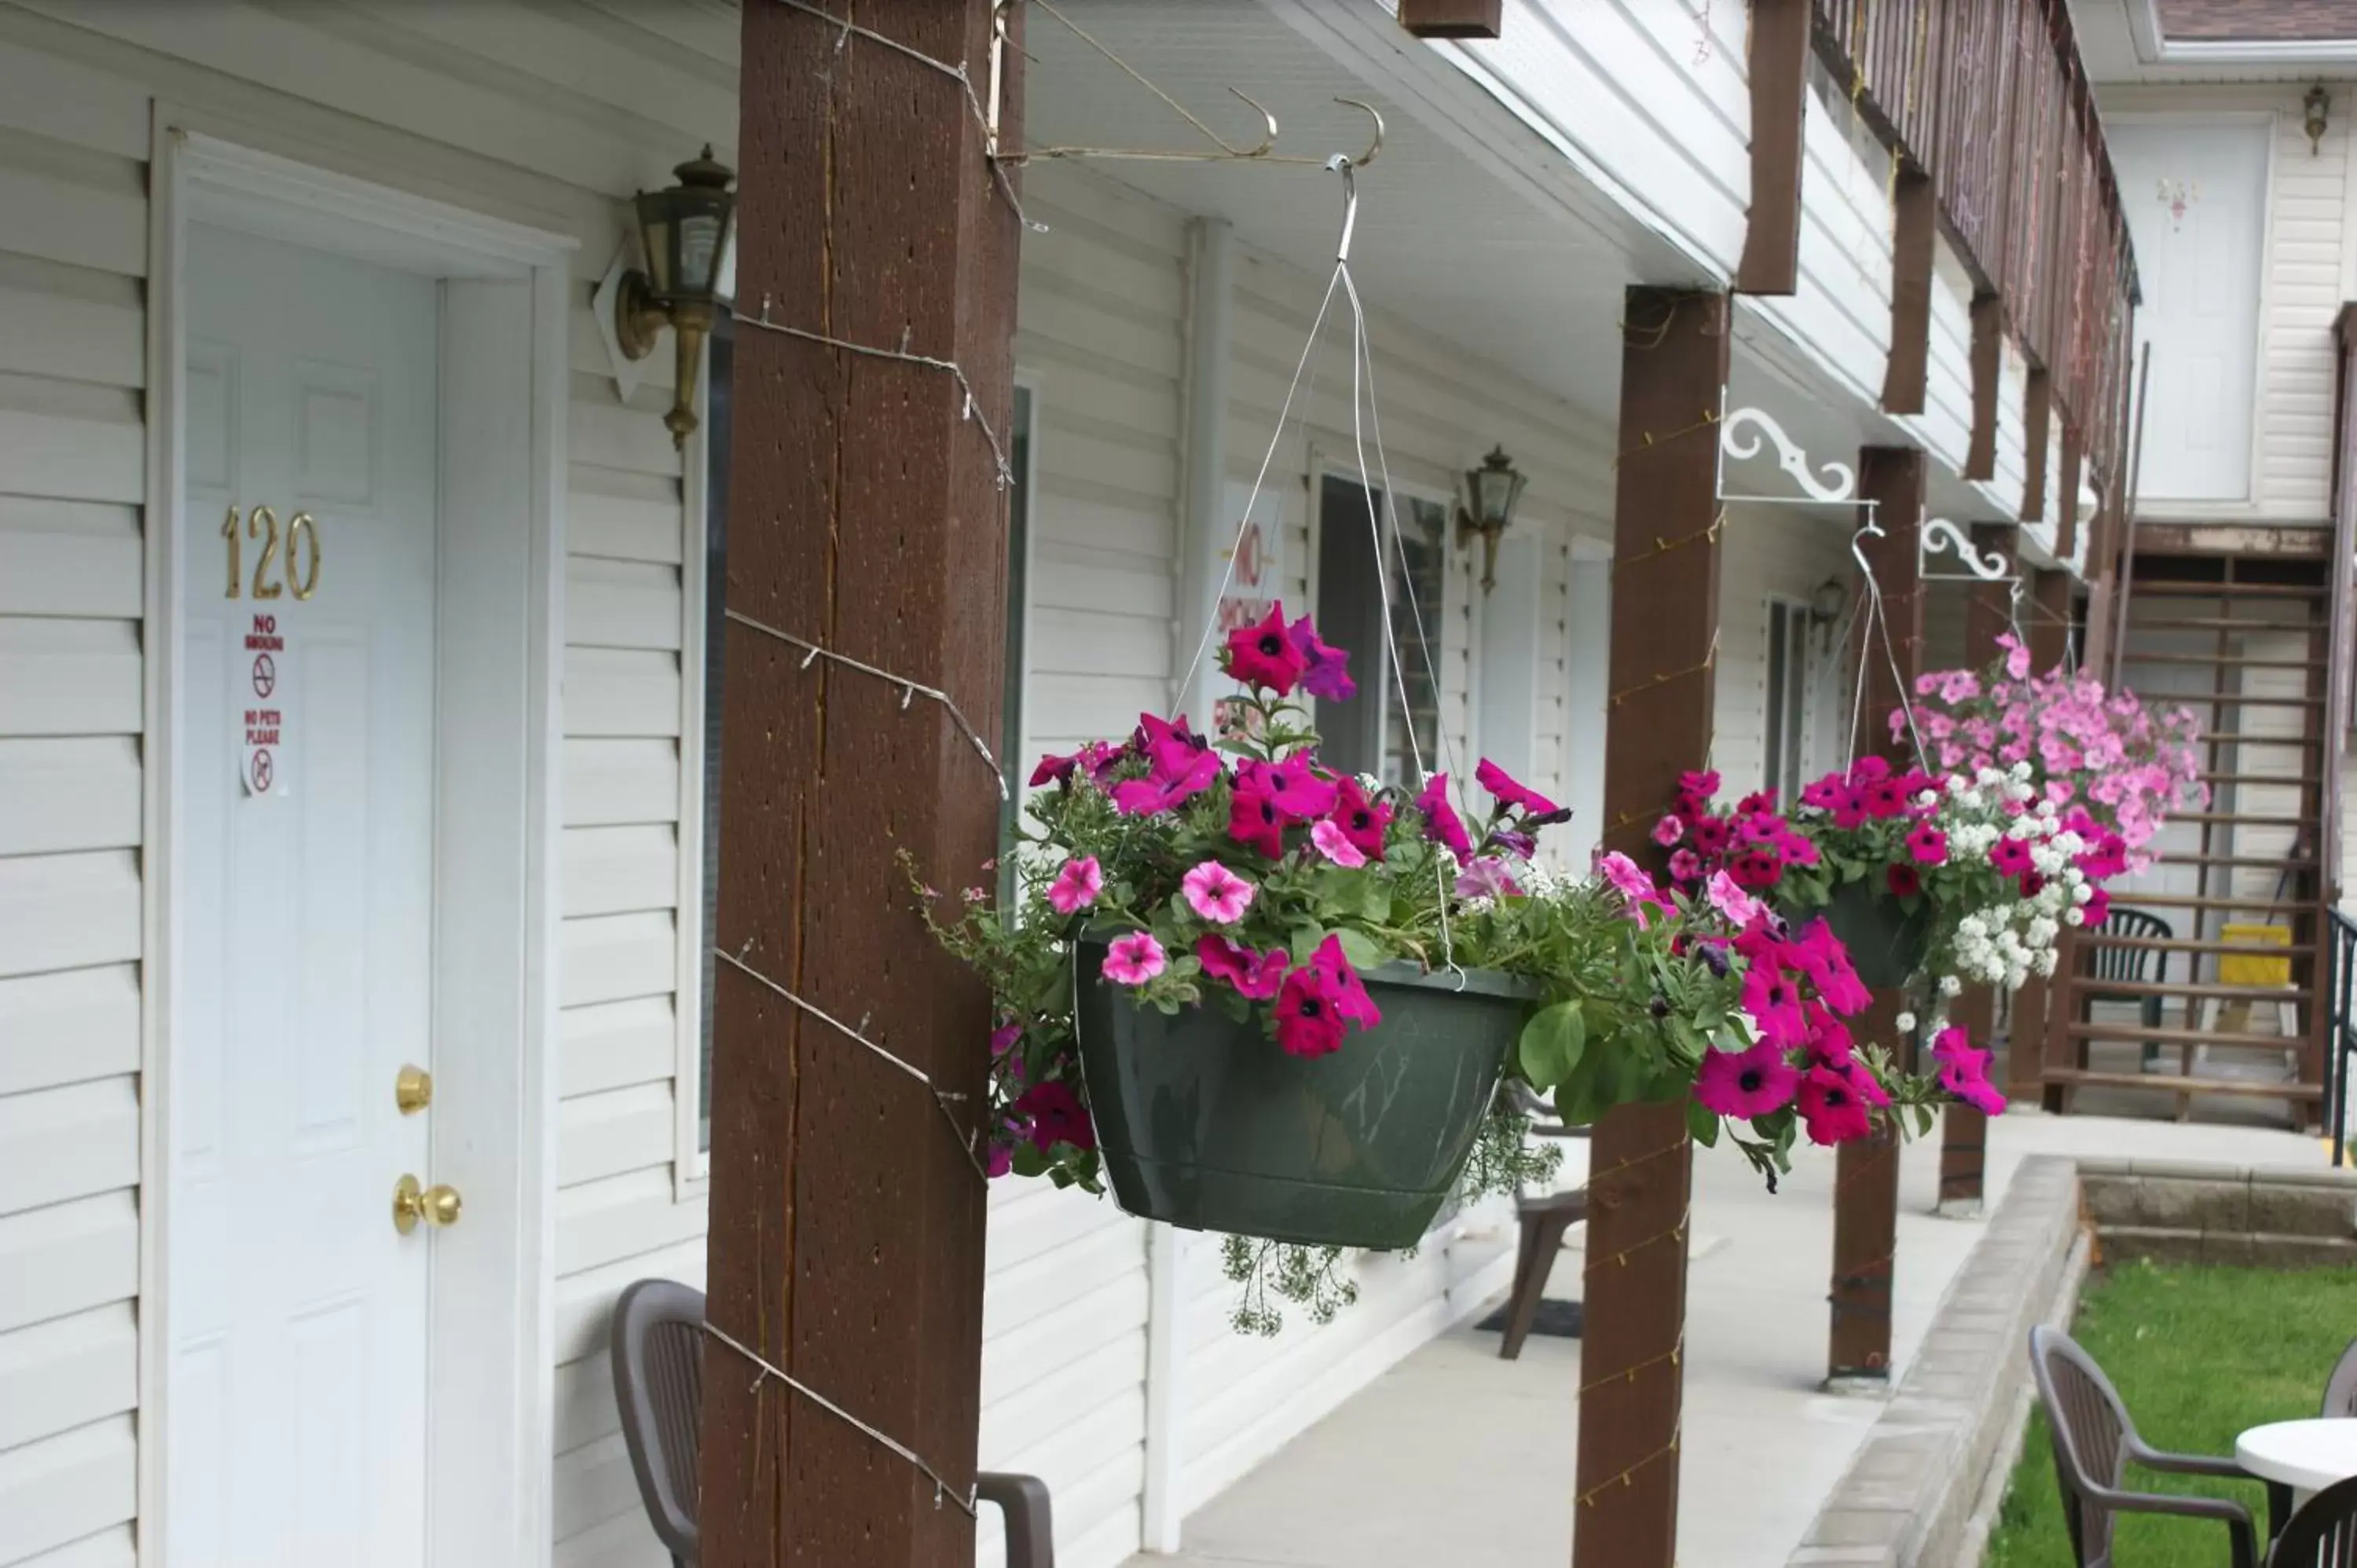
top-left (1075, 934), bottom-right (1536, 1249)
top-left (1783, 876), bottom-right (1933, 992)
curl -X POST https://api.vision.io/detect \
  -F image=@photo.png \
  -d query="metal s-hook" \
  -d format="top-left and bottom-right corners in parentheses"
top-left (1323, 100), bottom-right (1384, 262)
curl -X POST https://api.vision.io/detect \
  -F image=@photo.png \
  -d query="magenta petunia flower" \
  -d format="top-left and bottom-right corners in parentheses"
top-left (1805, 1006), bottom-right (1857, 1067)
top-left (1690, 815), bottom-right (1732, 856)
top-left (1286, 614), bottom-right (1356, 702)
top-left (1310, 819), bottom-right (1367, 867)
top-left (1181, 860), bottom-right (1256, 923)
top-left (1934, 1030), bottom-right (2006, 1116)
top-left (1047, 855), bottom-right (1103, 914)
top-left (990, 1022), bottom-right (1024, 1059)
top-left (1029, 750), bottom-right (1080, 787)
top-left (1416, 773), bottom-right (1475, 863)
top-left (1989, 835), bottom-right (2034, 877)
top-left (1905, 822), bottom-right (1948, 865)
top-left (1862, 778), bottom-right (1912, 819)
top-left (1667, 848), bottom-right (1704, 883)
top-left (1255, 754), bottom-right (1341, 822)
top-left (1138, 713), bottom-right (1212, 781)
top-left (1328, 776), bottom-right (1391, 860)
top-left (1102, 930), bottom-right (1168, 986)
top-left (1197, 935), bottom-right (1288, 1000)
top-left (986, 1141), bottom-right (1014, 1178)
top-left (1224, 602), bottom-right (1310, 695)
top-left (1728, 845), bottom-right (1784, 891)
top-left (1309, 935), bottom-right (1382, 1029)
top-left (1787, 918), bottom-right (1871, 1014)
top-left (1680, 769), bottom-right (1722, 802)
top-left (2082, 886), bottom-right (2112, 927)
top-left (1475, 757), bottom-right (1562, 818)
top-left (1014, 1079), bottom-right (1095, 1152)
top-left (1227, 779), bottom-right (1288, 859)
top-left (1780, 831), bottom-right (1821, 867)
top-left (1796, 1065), bottom-right (1871, 1145)
top-left (1886, 863), bottom-right (1922, 899)
top-left (1694, 1039), bottom-right (1800, 1120)
top-left (1742, 962), bottom-right (1809, 1048)
top-left (1274, 966), bottom-right (1347, 1057)
top-left (1652, 814), bottom-right (1686, 848)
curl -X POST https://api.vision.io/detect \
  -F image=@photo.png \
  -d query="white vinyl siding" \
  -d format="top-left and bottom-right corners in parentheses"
top-left (0, 31), bottom-right (148, 1562)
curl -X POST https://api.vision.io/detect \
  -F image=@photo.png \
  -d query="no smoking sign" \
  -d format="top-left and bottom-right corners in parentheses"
top-left (240, 612), bottom-right (287, 797)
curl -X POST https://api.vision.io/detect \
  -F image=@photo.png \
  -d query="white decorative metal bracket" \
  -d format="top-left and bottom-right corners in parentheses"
top-left (1717, 404), bottom-right (1858, 505)
top-left (1919, 517), bottom-right (2015, 584)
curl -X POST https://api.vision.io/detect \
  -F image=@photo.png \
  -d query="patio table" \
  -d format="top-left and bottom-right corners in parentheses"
top-left (2236, 1418), bottom-right (2357, 1507)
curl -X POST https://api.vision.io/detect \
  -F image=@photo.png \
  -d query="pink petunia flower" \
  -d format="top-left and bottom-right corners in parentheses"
top-left (1274, 966), bottom-right (1347, 1057)
top-left (1255, 754), bottom-right (1342, 822)
top-left (1047, 855), bottom-right (1103, 914)
top-left (1706, 869), bottom-right (1765, 928)
top-left (1454, 855), bottom-right (1523, 901)
top-left (1796, 1065), bottom-right (1872, 1145)
top-left (1989, 836), bottom-right (2034, 878)
top-left (1102, 931), bottom-right (1168, 986)
top-left (1181, 860), bottom-right (1256, 923)
top-left (1310, 819), bottom-right (1367, 867)
top-left (1415, 773), bottom-right (1475, 863)
top-left (1668, 848), bottom-right (1704, 883)
top-left (1596, 851), bottom-right (1662, 924)
top-left (1652, 814), bottom-right (1686, 848)
top-left (1197, 934), bottom-right (1288, 1000)
top-left (1694, 1039), bottom-right (1801, 1120)
top-left (1933, 1028), bottom-right (2006, 1116)
top-left (1224, 602), bottom-right (1310, 695)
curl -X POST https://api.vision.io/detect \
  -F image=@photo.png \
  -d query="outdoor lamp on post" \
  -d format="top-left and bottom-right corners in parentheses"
top-left (1456, 445), bottom-right (1528, 595)
top-left (616, 145), bottom-right (737, 448)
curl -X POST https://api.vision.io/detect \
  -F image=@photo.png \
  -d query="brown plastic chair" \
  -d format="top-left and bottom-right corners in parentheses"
top-left (2270, 1474), bottom-right (2357, 1566)
top-left (610, 1278), bottom-right (1056, 1567)
top-left (2029, 1324), bottom-right (2261, 1568)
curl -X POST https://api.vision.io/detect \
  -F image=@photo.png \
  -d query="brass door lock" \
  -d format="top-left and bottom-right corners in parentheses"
top-left (391, 1174), bottom-right (462, 1235)
top-left (394, 1064), bottom-right (432, 1115)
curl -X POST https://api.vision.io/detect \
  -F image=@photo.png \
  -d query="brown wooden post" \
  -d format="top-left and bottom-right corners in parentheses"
top-left (1882, 170), bottom-right (1937, 415)
top-left (1966, 297), bottom-right (2003, 482)
top-left (1827, 445), bottom-right (1926, 1390)
top-left (1397, 0), bottom-right (1502, 38)
top-left (1574, 286), bottom-right (1728, 1568)
top-left (2055, 421), bottom-right (2086, 563)
top-left (2022, 368), bottom-right (2053, 523)
top-left (1736, 0), bottom-right (1809, 296)
top-left (699, 5), bottom-right (1021, 1566)
top-left (1938, 523), bottom-right (2018, 1214)
top-left (2021, 567), bottom-right (2077, 1112)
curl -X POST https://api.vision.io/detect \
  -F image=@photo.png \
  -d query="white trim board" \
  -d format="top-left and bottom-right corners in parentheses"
top-left (143, 120), bottom-right (573, 1568)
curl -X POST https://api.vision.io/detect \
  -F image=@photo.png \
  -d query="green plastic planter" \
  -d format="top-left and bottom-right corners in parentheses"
top-left (1786, 876), bottom-right (1932, 991)
top-left (1072, 940), bottom-right (1536, 1250)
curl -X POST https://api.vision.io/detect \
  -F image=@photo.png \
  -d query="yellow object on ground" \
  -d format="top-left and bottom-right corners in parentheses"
top-left (2219, 922), bottom-right (2293, 987)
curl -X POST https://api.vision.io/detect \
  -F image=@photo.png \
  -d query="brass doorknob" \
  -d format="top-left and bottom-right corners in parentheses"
top-left (394, 1064), bottom-right (432, 1114)
top-left (391, 1174), bottom-right (463, 1235)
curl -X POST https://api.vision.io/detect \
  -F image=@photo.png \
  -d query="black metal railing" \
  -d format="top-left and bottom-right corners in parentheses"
top-left (2330, 909), bottom-right (2357, 1167)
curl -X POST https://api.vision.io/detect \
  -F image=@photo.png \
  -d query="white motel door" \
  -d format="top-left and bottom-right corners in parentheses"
top-left (170, 220), bottom-right (441, 1567)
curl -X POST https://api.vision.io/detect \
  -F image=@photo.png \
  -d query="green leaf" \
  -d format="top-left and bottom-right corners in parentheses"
top-left (1684, 1097), bottom-right (1721, 1148)
top-left (1552, 1072), bottom-right (1604, 1127)
top-left (1336, 929), bottom-right (1387, 971)
top-left (1516, 1001), bottom-right (1588, 1090)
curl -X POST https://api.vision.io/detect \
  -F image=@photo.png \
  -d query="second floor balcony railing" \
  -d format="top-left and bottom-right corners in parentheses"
top-left (1813, 0), bottom-right (2139, 489)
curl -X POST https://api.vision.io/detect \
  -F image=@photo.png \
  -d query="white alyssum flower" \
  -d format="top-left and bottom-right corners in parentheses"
top-left (1939, 974), bottom-right (1963, 997)
top-left (2064, 906), bottom-right (2086, 927)
top-left (1895, 1012), bottom-right (1918, 1034)
top-left (2034, 948), bottom-right (2058, 977)
top-left (2011, 759), bottom-right (2033, 782)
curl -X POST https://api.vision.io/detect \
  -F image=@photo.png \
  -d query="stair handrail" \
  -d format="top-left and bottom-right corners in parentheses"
top-left (2326, 307), bottom-right (2357, 911)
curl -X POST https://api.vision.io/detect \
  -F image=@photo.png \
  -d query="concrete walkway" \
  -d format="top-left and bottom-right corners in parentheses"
top-left (1127, 1111), bottom-right (2322, 1568)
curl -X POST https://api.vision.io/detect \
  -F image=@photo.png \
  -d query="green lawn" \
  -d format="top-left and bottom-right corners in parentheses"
top-left (1986, 1261), bottom-right (2357, 1567)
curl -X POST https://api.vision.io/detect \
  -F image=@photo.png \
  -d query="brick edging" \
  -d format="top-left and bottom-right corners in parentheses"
top-left (1785, 1155), bottom-right (2083, 1567)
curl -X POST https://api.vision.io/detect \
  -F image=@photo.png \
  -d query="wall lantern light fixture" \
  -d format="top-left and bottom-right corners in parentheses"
top-left (614, 145), bottom-right (737, 448)
top-left (1806, 574), bottom-right (1849, 652)
top-left (1455, 445), bottom-right (1527, 595)
top-left (2308, 84), bottom-right (2332, 156)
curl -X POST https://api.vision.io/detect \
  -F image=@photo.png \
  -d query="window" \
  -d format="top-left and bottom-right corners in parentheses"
top-left (1763, 599), bottom-right (1809, 804)
top-left (690, 353), bottom-right (1034, 1155)
top-left (1314, 474), bottom-right (1449, 788)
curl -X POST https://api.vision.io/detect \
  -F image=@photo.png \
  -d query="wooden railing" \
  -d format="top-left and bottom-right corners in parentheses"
top-left (1813, 0), bottom-right (2138, 482)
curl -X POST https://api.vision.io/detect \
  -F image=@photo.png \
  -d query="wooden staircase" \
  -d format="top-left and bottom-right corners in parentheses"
top-left (2043, 548), bottom-right (2341, 1123)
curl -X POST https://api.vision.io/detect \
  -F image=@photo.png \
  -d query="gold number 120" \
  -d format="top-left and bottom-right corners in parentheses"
top-left (222, 505), bottom-right (320, 601)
